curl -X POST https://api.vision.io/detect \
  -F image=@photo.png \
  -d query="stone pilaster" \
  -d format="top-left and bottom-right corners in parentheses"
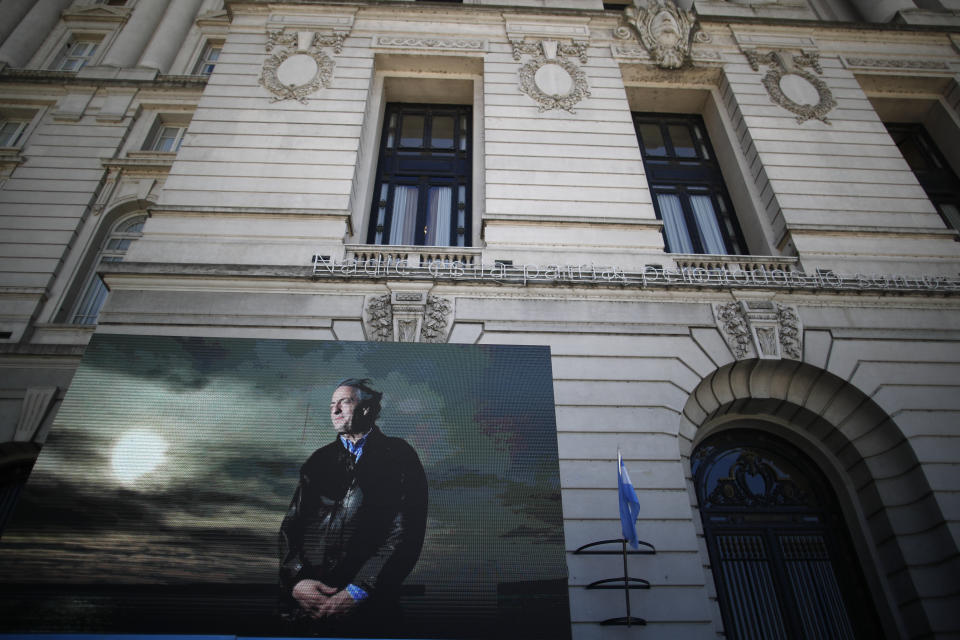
top-left (100, 0), bottom-right (171, 68)
top-left (138, 0), bottom-right (204, 73)
top-left (0, 0), bottom-right (72, 68)
top-left (0, 0), bottom-right (36, 48)
top-left (848, 0), bottom-right (917, 22)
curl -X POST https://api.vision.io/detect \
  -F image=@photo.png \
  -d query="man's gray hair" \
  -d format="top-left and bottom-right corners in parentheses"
top-left (336, 378), bottom-right (382, 420)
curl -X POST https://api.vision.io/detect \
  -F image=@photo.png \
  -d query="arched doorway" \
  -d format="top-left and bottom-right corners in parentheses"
top-left (692, 428), bottom-right (883, 640)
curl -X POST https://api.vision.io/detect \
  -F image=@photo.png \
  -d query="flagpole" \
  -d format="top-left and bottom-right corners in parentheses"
top-left (622, 537), bottom-right (631, 627)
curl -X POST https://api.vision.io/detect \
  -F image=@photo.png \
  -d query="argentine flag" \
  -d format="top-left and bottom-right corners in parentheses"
top-left (618, 451), bottom-right (641, 549)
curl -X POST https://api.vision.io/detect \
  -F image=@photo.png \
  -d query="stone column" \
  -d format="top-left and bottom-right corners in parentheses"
top-left (0, 0), bottom-right (73, 68)
top-left (848, 0), bottom-right (917, 22)
top-left (137, 0), bottom-right (204, 73)
top-left (0, 0), bottom-right (37, 49)
top-left (99, 0), bottom-right (170, 68)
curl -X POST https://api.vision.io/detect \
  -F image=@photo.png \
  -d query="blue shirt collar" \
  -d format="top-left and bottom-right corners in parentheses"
top-left (339, 430), bottom-right (371, 461)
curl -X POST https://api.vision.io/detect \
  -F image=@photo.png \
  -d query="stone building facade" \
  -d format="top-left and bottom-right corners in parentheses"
top-left (1, 0), bottom-right (960, 638)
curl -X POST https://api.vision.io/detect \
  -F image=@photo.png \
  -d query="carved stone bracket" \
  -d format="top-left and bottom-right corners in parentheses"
top-left (259, 30), bottom-right (345, 103)
top-left (613, 0), bottom-right (709, 69)
top-left (364, 292), bottom-right (453, 343)
top-left (511, 39), bottom-right (590, 113)
top-left (743, 49), bottom-right (835, 124)
top-left (713, 300), bottom-right (802, 361)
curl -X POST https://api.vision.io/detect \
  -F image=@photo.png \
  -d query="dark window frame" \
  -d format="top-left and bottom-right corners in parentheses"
top-left (692, 429), bottom-right (885, 640)
top-left (633, 112), bottom-right (748, 255)
top-left (886, 122), bottom-right (960, 233)
top-left (367, 102), bottom-right (472, 247)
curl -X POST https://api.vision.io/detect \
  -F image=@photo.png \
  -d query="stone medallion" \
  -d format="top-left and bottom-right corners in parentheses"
top-left (512, 39), bottom-right (590, 113)
top-left (259, 30), bottom-right (344, 104)
top-left (744, 49), bottom-right (836, 124)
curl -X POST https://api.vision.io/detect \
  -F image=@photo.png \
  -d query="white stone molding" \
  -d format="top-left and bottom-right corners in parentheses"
top-left (13, 387), bottom-right (58, 443)
top-left (100, 0), bottom-right (171, 68)
top-left (612, 43), bottom-right (721, 63)
top-left (613, 0), bottom-right (709, 69)
top-left (372, 35), bottom-right (487, 52)
top-left (364, 292), bottom-right (453, 343)
top-left (713, 300), bottom-right (802, 360)
top-left (731, 30), bottom-right (817, 50)
top-left (841, 56), bottom-right (951, 71)
top-left (61, 5), bottom-right (130, 25)
top-left (258, 30), bottom-right (345, 103)
top-left (511, 39), bottom-right (591, 113)
top-left (743, 49), bottom-right (836, 124)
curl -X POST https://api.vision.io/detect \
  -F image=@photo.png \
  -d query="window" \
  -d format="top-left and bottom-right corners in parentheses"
top-left (692, 429), bottom-right (883, 640)
top-left (633, 113), bottom-right (747, 255)
top-left (367, 103), bottom-right (472, 247)
top-left (886, 122), bottom-right (960, 232)
top-left (51, 38), bottom-right (99, 71)
top-left (193, 41), bottom-right (222, 76)
top-left (0, 120), bottom-right (27, 147)
top-left (144, 120), bottom-right (186, 152)
top-left (70, 214), bottom-right (145, 325)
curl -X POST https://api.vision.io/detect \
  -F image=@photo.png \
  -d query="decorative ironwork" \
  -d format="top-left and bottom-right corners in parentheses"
top-left (574, 538), bottom-right (655, 626)
top-left (707, 451), bottom-right (809, 508)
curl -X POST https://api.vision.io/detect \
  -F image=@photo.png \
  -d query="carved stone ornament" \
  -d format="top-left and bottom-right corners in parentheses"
top-left (373, 35), bottom-right (486, 52)
top-left (259, 30), bottom-right (344, 103)
top-left (512, 39), bottom-right (590, 113)
top-left (613, 0), bottom-right (709, 69)
top-left (364, 292), bottom-right (453, 343)
top-left (744, 49), bottom-right (836, 124)
top-left (842, 56), bottom-right (950, 71)
top-left (713, 300), bottom-right (802, 361)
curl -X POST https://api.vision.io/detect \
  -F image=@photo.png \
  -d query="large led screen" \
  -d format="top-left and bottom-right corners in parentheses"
top-left (0, 335), bottom-right (570, 639)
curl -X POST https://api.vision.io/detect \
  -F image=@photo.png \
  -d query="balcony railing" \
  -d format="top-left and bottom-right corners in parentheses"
top-left (345, 245), bottom-right (481, 267)
top-left (672, 254), bottom-right (800, 273)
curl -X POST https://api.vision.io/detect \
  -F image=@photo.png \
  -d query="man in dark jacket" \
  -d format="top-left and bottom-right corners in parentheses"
top-left (279, 378), bottom-right (428, 626)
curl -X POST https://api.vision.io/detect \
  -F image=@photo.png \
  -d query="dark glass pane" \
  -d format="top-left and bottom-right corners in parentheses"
top-left (400, 114), bottom-right (425, 147)
top-left (939, 202), bottom-right (960, 230)
top-left (893, 133), bottom-right (933, 171)
top-left (634, 112), bottom-right (747, 255)
top-left (369, 103), bottom-right (472, 247)
top-left (638, 123), bottom-right (666, 156)
top-left (669, 124), bottom-right (697, 158)
top-left (426, 186), bottom-right (453, 245)
top-left (431, 115), bottom-right (455, 149)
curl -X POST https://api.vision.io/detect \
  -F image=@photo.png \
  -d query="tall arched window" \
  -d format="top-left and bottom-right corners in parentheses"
top-left (70, 213), bottom-right (146, 325)
top-left (692, 429), bottom-right (884, 640)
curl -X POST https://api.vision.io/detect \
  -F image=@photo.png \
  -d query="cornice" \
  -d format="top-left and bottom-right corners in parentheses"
top-left (101, 261), bottom-right (960, 299)
top-left (102, 155), bottom-right (176, 173)
top-left (482, 213), bottom-right (663, 228)
top-left (0, 70), bottom-right (208, 89)
top-left (698, 13), bottom-right (960, 34)
top-left (786, 224), bottom-right (959, 238)
top-left (147, 204), bottom-right (352, 218)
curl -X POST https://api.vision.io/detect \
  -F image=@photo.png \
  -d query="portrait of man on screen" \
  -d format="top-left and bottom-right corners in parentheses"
top-left (278, 377), bottom-right (428, 631)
